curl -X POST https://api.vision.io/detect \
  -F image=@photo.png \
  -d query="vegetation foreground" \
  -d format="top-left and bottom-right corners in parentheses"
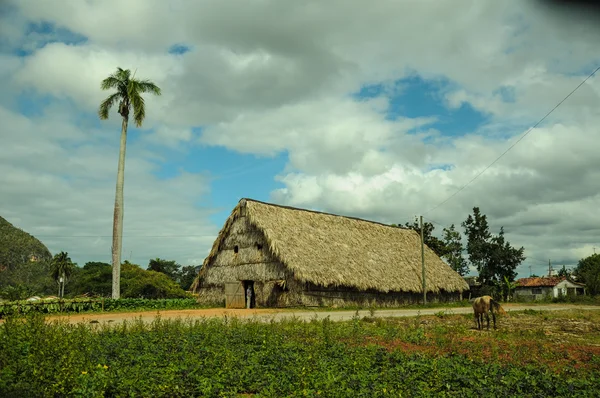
top-left (1, 309), bottom-right (599, 397)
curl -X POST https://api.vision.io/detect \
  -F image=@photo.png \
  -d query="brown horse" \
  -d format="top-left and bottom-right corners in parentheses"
top-left (472, 295), bottom-right (506, 330)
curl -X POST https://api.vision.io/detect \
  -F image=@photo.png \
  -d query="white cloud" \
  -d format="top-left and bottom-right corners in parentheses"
top-left (0, 105), bottom-right (216, 267)
top-left (14, 43), bottom-right (178, 124)
top-left (142, 125), bottom-right (195, 150)
top-left (2, 0), bottom-right (600, 278)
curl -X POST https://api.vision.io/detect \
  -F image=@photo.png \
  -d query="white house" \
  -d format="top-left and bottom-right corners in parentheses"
top-left (553, 279), bottom-right (586, 298)
top-left (514, 276), bottom-right (586, 301)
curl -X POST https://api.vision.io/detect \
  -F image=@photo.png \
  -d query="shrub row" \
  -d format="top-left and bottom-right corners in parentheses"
top-left (0, 298), bottom-right (203, 318)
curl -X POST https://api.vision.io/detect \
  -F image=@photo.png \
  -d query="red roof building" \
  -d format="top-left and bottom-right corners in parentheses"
top-left (516, 276), bottom-right (565, 288)
top-left (514, 276), bottom-right (585, 300)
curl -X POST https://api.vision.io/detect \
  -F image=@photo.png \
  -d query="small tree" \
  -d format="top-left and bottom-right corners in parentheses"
top-left (179, 265), bottom-right (202, 291)
top-left (441, 224), bottom-right (468, 276)
top-left (501, 275), bottom-right (518, 302)
top-left (51, 252), bottom-right (76, 298)
top-left (147, 258), bottom-right (181, 281)
top-left (487, 227), bottom-right (525, 286)
top-left (462, 207), bottom-right (492, 283)
top-left (573, 253), bottom-right (600, 295)
top-left (557, 265), bottom-right (571, 278)
top-left (462, 207), bottom-right (525, 294)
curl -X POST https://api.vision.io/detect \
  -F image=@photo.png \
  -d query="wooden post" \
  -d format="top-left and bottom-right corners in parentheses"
top-left (420, 215), bottom-right (426, 305)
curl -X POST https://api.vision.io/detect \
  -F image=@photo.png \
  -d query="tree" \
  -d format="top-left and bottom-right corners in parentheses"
top-left (501, 275), bottom-right (518, 302)
top-left (557, 265), bottom-right (571, 278)
top-left (441, 224), bottom-right (468, 276)
top-left (461, 207), bottom-right (492, 282)
top-left (50, 251), bottom-right (76, 298)
top-left (462, 207), bottom-right (526, 289)
top-left (69, 261), bottom-right (191, 299)
top-left (486, 227), bottom-right (525, 286)
top-left (98, 67), bottom-right (161, 299)
top-left (393, 218), bottom-right (447, 257)
top-left (179, 265), bottom-right (202, 291)
top-left (121, 261), bottom-right (191, 299)
top-left (0, 259), bottom-right (54, 299)
top-left (69, 262), bottom-right (113, 297)
top-left (0, 285), bottom-right (34, 301)
top-left (573, 253), bottom-right (600, 295)
top-left (147, 258), bottom-right (181, 281)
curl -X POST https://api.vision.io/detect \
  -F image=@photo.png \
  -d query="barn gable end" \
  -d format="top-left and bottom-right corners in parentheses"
top-left (194, 209), bottom-right (295, 307)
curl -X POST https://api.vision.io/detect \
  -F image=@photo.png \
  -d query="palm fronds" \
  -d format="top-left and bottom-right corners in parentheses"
top-left (98, 92), bottom-right (121, 120)
top-left (98, 67), bottom-right (161, 126)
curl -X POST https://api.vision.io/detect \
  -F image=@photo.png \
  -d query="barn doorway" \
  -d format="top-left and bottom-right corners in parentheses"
top-left (243, 280), bottom-right (256, 309)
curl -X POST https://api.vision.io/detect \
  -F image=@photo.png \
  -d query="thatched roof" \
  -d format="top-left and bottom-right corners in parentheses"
top-left (193, 198), bottom-right (469, 293)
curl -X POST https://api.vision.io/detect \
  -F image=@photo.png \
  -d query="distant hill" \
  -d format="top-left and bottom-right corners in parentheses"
top-left (0, 216), bottom-right (52, 270)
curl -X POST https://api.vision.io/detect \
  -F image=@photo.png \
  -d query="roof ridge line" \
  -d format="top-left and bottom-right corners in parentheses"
top-left (240, 198), bottom-right (411, 231)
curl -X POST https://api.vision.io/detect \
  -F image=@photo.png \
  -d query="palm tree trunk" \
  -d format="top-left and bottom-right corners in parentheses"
top-left (61, 271), bottom-right (65, 298)
top-left (111, 116), bottom-right (128, 299)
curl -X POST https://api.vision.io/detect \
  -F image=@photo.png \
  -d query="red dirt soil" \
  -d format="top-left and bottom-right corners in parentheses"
top-left (352, 335), bottom-right (600, 373)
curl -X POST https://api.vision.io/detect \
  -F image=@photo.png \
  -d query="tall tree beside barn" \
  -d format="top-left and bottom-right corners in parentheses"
top-left (487, 227), bottom-right (525, 284)
top-left (98, 67), bottom-right (161, 299)
top-left (441, 224), bottom-right (468, 276)
top-left (461, 207), bottom-right (491, 282)
top-left (462, 207), bottom-right (525, 288)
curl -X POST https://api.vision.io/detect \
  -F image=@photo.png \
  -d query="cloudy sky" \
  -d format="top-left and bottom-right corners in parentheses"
top-left (1, 0), bottom-right (599, 278)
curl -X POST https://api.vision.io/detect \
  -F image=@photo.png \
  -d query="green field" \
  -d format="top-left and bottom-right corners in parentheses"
top-left (0, 298), bottom-right (209, 318)
top-left (1, 309), bottom-right (599, 397)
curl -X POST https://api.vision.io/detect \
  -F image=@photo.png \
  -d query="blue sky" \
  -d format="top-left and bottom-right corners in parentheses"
top-left (2, 1), bottom-right (599, 280)
top-left (355, 75), bottom-right (490, 137)
top-left (155, 75), bottom-right (492, 231)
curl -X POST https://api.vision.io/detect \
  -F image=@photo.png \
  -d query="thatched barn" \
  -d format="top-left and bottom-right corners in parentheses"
top-left (191, 198), bottom-right (469, 308)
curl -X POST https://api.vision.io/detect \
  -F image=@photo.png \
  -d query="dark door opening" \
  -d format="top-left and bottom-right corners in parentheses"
top-left (243, 280), bottom-right (255, 309)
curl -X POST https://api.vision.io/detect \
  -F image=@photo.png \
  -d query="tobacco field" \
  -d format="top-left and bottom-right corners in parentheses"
top-left (0, 298), bottom-right (203, 318)
top-left (1, 309), bottom-right (599, 397)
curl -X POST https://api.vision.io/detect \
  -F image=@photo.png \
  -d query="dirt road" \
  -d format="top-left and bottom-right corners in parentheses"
top-left (43, 303), bottom-right (600, 325)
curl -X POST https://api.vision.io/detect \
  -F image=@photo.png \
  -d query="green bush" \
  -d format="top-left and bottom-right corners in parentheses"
top-left (0, 260), bottom-right (56, 299)
top-left (67, 261), bottom-right (192, 299)
top-left (0, 298), bottom-right (203, 318)
top-left (120, 262), bottom-right (192, 299)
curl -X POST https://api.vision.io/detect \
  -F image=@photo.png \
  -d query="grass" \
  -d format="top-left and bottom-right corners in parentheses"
top-left (1, 308), bottom-right (599, 396)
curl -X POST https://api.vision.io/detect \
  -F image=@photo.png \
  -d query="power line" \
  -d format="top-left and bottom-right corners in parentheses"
top-left (423, 217), bottom-right (572, 265)
top-left (423, 216), bottom-right (452, 229)
top-left (423, 66), bottom-right (600, 217)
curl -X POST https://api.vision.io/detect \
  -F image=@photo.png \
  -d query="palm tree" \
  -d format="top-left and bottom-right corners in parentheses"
top-left (51, 251), bottom-right (75, 299)
top-left (98, 67), bottom-right (161, 299)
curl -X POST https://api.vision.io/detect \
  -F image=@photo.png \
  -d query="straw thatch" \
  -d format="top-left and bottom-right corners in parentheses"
top-left (192, 198), bottom-right (469, 297)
